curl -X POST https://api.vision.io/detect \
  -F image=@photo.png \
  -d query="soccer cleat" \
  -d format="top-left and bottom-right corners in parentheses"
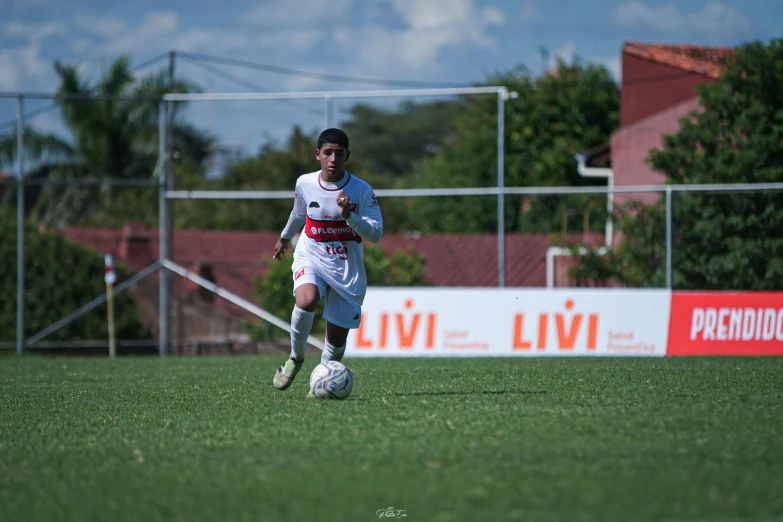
top-left (273, 357), bottom-right (304, 391)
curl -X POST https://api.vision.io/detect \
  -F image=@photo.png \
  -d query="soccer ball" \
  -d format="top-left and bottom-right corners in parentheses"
top-left (309, 361), bottom-right (354, 400)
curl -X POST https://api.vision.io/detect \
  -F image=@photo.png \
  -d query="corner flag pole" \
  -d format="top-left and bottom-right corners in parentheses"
top-left (105, 255), bottom-right (117, 359)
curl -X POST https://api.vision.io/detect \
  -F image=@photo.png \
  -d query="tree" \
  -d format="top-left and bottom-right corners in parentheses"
top-left (174, 98), bottom-right (464, 233)
top-left (404, 58), bottom-right (620, 235)
top-left (1, 56), bottom-right (213, 228)
top-left (0, 127), bottom-right (73, 167)
top-left (0, 210), bottom-right (149, 341)
top-left (246, 244), bottom-right (427, 342)
top-left (174, 127), bottom-right (320, 231)
top-left (341, 100), bottom-right (464, 178)
top-left (0, 127), bottom-right (74, 209)
top-left (571, 38), bottom-right (783, 290)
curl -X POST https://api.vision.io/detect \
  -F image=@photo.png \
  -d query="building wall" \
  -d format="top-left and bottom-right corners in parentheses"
top-left (621, 53), bottom-right (717, 127)
top-left (611, 96), bottom-right (702, 207)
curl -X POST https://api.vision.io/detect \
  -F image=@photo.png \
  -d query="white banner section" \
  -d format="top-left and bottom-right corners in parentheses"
top-left (346, 288), bottom-right (672, 357)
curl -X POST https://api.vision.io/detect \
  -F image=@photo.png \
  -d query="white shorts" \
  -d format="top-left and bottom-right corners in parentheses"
top-left (292, 261), bottom-right (362, 329)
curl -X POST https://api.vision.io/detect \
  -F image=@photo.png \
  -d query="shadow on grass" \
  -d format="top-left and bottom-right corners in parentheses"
top-left (391, 390), bottom-right (546, 396)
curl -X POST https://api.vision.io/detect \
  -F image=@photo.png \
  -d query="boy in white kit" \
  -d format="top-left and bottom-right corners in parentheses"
top-left (272, 128), bottom-right (383, 396)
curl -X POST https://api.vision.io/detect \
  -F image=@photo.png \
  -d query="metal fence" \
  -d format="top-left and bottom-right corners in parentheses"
top-left (3, 90), bottom-right (782, 356)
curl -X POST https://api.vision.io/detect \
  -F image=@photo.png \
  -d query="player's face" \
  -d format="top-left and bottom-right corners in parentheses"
top-left (316, 143), bottom-right (349, 178)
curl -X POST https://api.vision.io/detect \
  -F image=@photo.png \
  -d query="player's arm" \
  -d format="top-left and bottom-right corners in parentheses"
top-left (337, 189), bottom-right (383, 243)
top-left (273, 182), bottom-right (307, 260)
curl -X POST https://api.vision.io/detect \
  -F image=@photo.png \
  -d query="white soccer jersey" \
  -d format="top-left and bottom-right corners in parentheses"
top-left (280, 170), bottom-right (383, 306)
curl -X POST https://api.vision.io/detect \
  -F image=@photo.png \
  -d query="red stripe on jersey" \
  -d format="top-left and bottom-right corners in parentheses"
top-left (304, 216), bottom-right (362, 243)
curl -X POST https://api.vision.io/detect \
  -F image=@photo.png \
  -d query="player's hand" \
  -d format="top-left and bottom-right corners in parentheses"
top-left (272, 237), bottom-right (290, 261)
top-left (337, 191), bottom-right (351, 219)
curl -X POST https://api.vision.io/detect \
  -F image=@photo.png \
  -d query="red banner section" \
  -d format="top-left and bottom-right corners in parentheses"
top-left (667, 292), bottom-right (783, 356)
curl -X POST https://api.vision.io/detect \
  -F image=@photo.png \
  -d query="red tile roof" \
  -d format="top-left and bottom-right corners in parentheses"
top-left (381, 233), bottom-right (555, 287)
top-left (624, 41), bottom-right (733, 79)
top-left (61, 225), bottom-right (602, 317)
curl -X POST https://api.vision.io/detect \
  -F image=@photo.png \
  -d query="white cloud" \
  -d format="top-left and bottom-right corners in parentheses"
top-left (0, 52), bottom-right (48, 90)
top-left (0, 52), bottom-right (22, 90)
top-left (246, 0), bottom-right (353, 25)
top-left (343, 0), bottom-right (505, 72)
top-left (74, 15), bottom-right (126, 39)
top-left (519, 1), bottom-right (539, 23)
top-left (544, 42), bottom-right (621, 81)
top-left (26, 111), bottom-right (69, 139)
top-left (74, 13), bottom-right (177, 44)
top-left (139, 13), bottom-right (178, 35)
top-left (607, 57), bottom-right (622, 80)
top-left (0, 21), bottom-right (64, 89)
top-left (554, 42), bottom-right (576, 64)
top-left (0, 46), bottom-right (52, 90)
top-left (612, 1), bottom-right (750, 37)
top-left (71, 13), bottom-right (263, 59)
top-left (282, 73), bottom-right (330, 92)
top-left (257, 29), bottom-right (322, 53)
top-left (95, 13), bottom-right (179, 54)
top-left (5, 22), bottom-right (64, 43)
top-left (600, 57), bottom-right (622, 80)
top-left (171, 28), bottom-right (251, 53)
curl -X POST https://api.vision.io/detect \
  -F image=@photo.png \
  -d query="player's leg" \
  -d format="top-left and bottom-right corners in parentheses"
top-left (322, 321), bottom-right (349, 363)
top-left (320, 290), bottom-right (361, 365)
top-left (305, 289), bottom-right (361, 398)
top-left (273, 264), bottom-right (325, 391)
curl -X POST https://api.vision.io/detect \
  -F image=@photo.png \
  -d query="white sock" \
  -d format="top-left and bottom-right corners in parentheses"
top-left (321, 340), bottom-right (346, 365)
top-left (290, 306), bottom-right (315, 360)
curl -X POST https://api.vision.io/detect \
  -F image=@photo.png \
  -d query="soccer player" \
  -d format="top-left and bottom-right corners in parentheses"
top-left (271, 128), bottom-right (383, 396)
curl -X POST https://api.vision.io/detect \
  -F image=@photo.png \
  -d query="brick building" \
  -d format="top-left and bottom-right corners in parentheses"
top-left (610, 41), bottom-right (733, 206)
top-left (62, 223), bottom-right (594, 345)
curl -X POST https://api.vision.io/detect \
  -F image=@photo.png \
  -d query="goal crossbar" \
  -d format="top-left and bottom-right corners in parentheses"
top-left (163, 86), bottom-right (510, 102)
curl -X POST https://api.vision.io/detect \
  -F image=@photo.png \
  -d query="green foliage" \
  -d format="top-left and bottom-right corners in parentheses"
top-left (567, 201), bottom-right (667, 287)
top-left (174, 98), bottom-right (464, 232)
top-left (342, 100), bottom-right (464, 177)
top-left (1, 56), bottom-right (212, 229)
top-left (573, 38), bottom-right (783, 290)
top-left (0, 211), bottom-right (149, 341)
top-left (246, 244), bottom-right (428, 342)
top-left (565, 246), bottom-right (614, 288)
top-left (174, 127), bottom-right (318, 231)
top-left (405, 58), bottom-right (619, 234)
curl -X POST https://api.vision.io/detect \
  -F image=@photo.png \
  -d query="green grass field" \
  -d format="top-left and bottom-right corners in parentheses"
top-left (1, 354), bottom-right (782, 522)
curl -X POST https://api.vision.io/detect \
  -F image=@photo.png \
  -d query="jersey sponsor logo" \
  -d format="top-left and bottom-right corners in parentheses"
top-left (326, 243), bottom-right (349, 260)
top-left (309, 201), bottom-right (320, 208)
top-left (305, 216), bottom-right (362, 243)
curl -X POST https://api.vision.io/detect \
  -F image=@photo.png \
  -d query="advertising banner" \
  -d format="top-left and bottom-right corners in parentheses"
top-left (667, 292), bottom-right (783, 356)
top-left (345, 289), bottom-right (671, 357)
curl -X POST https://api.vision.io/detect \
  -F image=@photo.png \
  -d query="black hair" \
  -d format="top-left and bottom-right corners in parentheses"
top-left (317, 128), bottom-right (349, 150)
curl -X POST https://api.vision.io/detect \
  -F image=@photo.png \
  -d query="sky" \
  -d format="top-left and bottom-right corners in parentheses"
top-left (1, 0), bottom-right (781, 166)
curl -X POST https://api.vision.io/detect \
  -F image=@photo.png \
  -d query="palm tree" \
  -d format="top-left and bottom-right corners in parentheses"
top-left (0, 126), bottom-right (74, 209)
top-left (22, 55), bottom-right (213, 227)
